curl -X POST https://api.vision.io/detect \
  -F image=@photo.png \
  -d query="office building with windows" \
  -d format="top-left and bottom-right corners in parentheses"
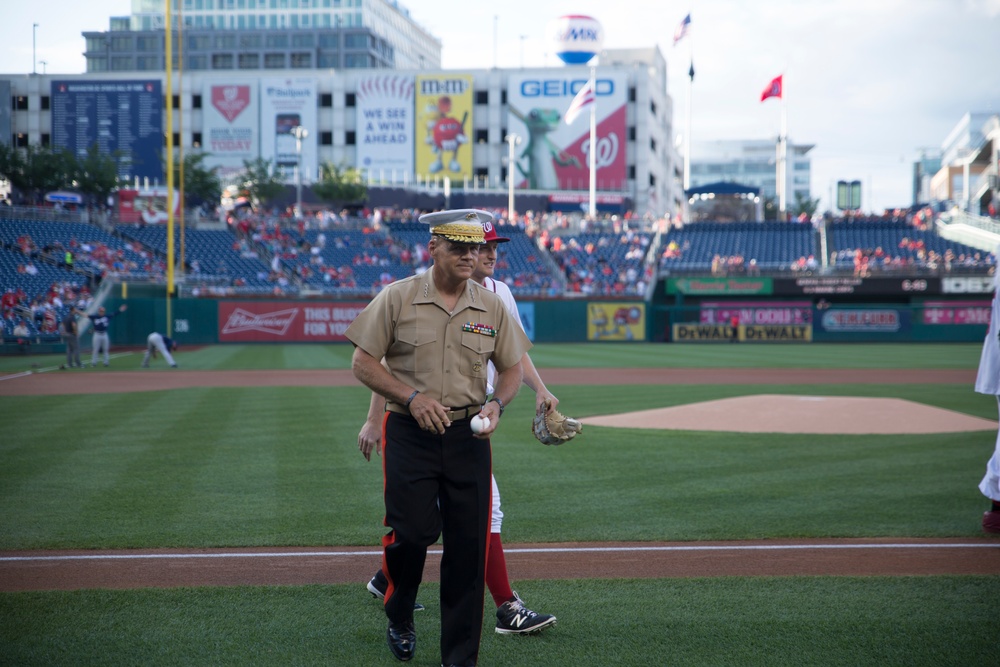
top-left (83, 0), bottom-right (442, 73)
top-left (3, 2), bottom-right (683, 218)
top-left (689, 139), bottom-right (814, 207)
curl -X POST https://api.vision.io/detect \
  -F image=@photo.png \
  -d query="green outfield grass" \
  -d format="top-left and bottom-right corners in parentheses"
top-left (2, 577), bottom-right (995, 667)
top-left (2, 342), bottom-right (997, 665)
top-left (1, 381), bottom-right (996, 549)
top-left (0, 341), bottom-right (985, 374)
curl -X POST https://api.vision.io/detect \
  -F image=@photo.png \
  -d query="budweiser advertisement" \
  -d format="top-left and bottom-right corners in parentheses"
top-left (218, 301), bottom-right (368, 342)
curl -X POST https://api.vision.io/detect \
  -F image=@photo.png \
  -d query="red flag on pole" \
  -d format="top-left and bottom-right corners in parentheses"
top-left (760, 75), bottom-right (782, 102)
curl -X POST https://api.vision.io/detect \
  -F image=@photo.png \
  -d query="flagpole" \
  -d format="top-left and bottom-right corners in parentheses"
top-left (684, 37), bottom-right (693, 191)
top-left (779, 85), bottom-right (787, 218)
top-left (588, 65), bottom-right (596, 219)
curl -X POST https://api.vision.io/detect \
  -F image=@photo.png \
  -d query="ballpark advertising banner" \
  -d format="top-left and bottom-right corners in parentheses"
top-left (51, 79), bottom-right (163, 182)
top-left (587, 303), bottom-right (646, 341)
top-left (666, 277), bottom-right (774, 296)
top-left (415, 74), bottom-right (473, 181)
top-left (815, 308), bottom-right (910, 334)
top-left (203, 81), bottom-right (260, 183)
top-left (672, 323), bottom-right (812, 342)
top-left (700, 301), bottom-right (812, 326)
top-left (940, 276), bottom-right (994, 295)
top-left (356, 73), bottom-right (415, 179)
top-left (921, 300), bottom-right (991, 325)
top-left (507, 71), bottom-right (627, 192)
top-left (260, 77), bottom-right (317, 181)
top-left (517, 301), bottom-right (536, 342)
top-left (117, 187), bottom-right (180, 224)
top-left (218, 301), bottom-right (366, 342)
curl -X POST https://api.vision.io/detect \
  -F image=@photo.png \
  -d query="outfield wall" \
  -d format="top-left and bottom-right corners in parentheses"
top-left (103, 274), bottom-right (991, 346)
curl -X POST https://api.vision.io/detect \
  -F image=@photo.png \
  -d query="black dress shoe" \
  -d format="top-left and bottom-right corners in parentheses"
top-left (387, 620), bottom-right (416, 661)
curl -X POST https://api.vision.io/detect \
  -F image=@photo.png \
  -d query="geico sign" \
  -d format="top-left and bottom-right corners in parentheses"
top-left (942, 277), bottom-right (994, 294)
top-left (518, 79), bottom-right (615, 97)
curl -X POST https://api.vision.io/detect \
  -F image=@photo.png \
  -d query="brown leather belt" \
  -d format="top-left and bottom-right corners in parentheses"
top-left (386, 403), bottom-right (480, 422)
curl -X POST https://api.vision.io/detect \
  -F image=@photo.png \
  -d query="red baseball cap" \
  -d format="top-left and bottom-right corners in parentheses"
top-left (482, 220), bottom-right (509, 243)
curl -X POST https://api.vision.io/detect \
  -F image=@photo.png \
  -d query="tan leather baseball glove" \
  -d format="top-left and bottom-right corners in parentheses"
top-left (532, 400), bottom-right (583, 445)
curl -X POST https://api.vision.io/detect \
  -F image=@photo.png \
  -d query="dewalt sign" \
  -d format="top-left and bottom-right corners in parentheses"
top-left (742, 325), bottom-right (813, 342)
top-left (673, 323), bottom-right (813, 342)
top-left (672, 324), bottom-right (736, 341)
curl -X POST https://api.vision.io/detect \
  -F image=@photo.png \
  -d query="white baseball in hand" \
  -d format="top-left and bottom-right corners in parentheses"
top-left (470, 415), bottom-right (490, 434)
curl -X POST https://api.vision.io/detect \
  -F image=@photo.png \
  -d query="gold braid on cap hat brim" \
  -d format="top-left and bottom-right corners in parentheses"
top-left (430, 223), bottom-right (485, 244)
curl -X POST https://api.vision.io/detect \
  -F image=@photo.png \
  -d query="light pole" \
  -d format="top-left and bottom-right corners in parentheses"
top-left (32, 23), bottom-right (38, 75)
top-left (505, 133), bottom-right (521, 220)
top-left (519, 35), bottom-right (526, 68)
top-left (292, 125), bottom-right (309, 218)
top-left (39, 61), bottom-right (47, 75)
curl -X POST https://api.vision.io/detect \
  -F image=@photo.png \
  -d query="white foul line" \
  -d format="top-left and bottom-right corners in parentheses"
top-left (2, 543), bottom-right (998, 563)
top-left (0, 351), bottom-right (134, 381)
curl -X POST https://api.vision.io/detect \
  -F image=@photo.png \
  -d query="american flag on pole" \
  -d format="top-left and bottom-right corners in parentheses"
top-left (673, 13), bottom-right (691, 46)
top-left (760, 74), bottom-right (783, 102)
top-left (563, 81), bottom-right (594, 125)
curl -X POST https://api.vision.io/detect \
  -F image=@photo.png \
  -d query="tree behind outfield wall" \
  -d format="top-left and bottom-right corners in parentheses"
top-left (73, 143), bottom-right (120, 208)
top-left (169, 152), bottom-right (222, 208)
top-left (0, 143), bottom-right (78, 205)
top-left (793, 192), bottom-right (820, 220)
top-left (312, 161), bottom-right (367, 210)
top-left (236, 157), bottom-right (286, 210)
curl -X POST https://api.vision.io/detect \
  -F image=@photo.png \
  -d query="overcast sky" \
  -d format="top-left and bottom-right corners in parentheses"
top-left (2, 0), bottom-right (998, 213)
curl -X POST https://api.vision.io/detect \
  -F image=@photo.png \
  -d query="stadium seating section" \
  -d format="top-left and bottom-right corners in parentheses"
top-left (658, 222), bottom-right (816, 273)
top-left (2, 215), bottom-right (993, 325)
top-left (114, 225), bottom-right (277, 290)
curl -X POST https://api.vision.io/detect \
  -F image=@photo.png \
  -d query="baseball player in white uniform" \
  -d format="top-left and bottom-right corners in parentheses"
top-left (974, 245), bottom-right (1000, 534)
top-left (359, 220), bottom-right (559, 635)
top-left (142, 332), bottom-right (179, 368)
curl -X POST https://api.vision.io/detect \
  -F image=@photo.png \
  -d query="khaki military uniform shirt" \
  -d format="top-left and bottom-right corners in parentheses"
top-left (346, 272), bottom-right (531, 409)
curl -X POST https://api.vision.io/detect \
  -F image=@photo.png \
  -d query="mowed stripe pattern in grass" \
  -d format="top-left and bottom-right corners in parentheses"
top-left (2, 381), bottom-right (995, 549)
top-left (1, 342), bottom-right (997, 666)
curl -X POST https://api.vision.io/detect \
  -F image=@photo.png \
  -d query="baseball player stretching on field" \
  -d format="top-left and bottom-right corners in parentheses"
top-left (142, 331), bottom-right (179, 368)
top-left (86, 304), bottom-right (127, 367)
top-left (359, 220), bottom-right (559, 635)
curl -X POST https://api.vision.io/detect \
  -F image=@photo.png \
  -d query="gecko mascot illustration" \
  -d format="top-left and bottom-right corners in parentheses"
top-left (509, 106), bottom-right (582, 190)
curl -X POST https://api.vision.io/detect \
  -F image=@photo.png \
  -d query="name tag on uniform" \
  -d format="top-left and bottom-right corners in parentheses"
top-left (462, 322), bottom-right (496, 337)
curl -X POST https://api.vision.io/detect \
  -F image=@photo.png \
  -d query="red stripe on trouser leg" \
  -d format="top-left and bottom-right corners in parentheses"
top-left (486, 532), bottom-right (514, 607)
top-left (379, 410), bottom-right (395, 606)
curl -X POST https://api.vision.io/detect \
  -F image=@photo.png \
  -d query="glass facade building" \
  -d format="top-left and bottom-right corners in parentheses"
top-left (83, 0), bottom-right (441, 73)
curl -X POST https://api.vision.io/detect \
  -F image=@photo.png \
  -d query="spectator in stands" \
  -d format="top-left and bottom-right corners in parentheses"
top-left (13, 320), bottom-right (30, 340)
top-left (2, 289), bottom-right (17, 314)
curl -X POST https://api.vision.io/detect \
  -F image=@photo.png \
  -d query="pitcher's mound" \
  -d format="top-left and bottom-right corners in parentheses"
top-left (583, 395), bottom-right (997, 434)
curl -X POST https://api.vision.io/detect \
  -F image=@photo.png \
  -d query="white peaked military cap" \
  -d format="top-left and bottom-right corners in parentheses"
top-left (418, 209), bottom-right (491, 244)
